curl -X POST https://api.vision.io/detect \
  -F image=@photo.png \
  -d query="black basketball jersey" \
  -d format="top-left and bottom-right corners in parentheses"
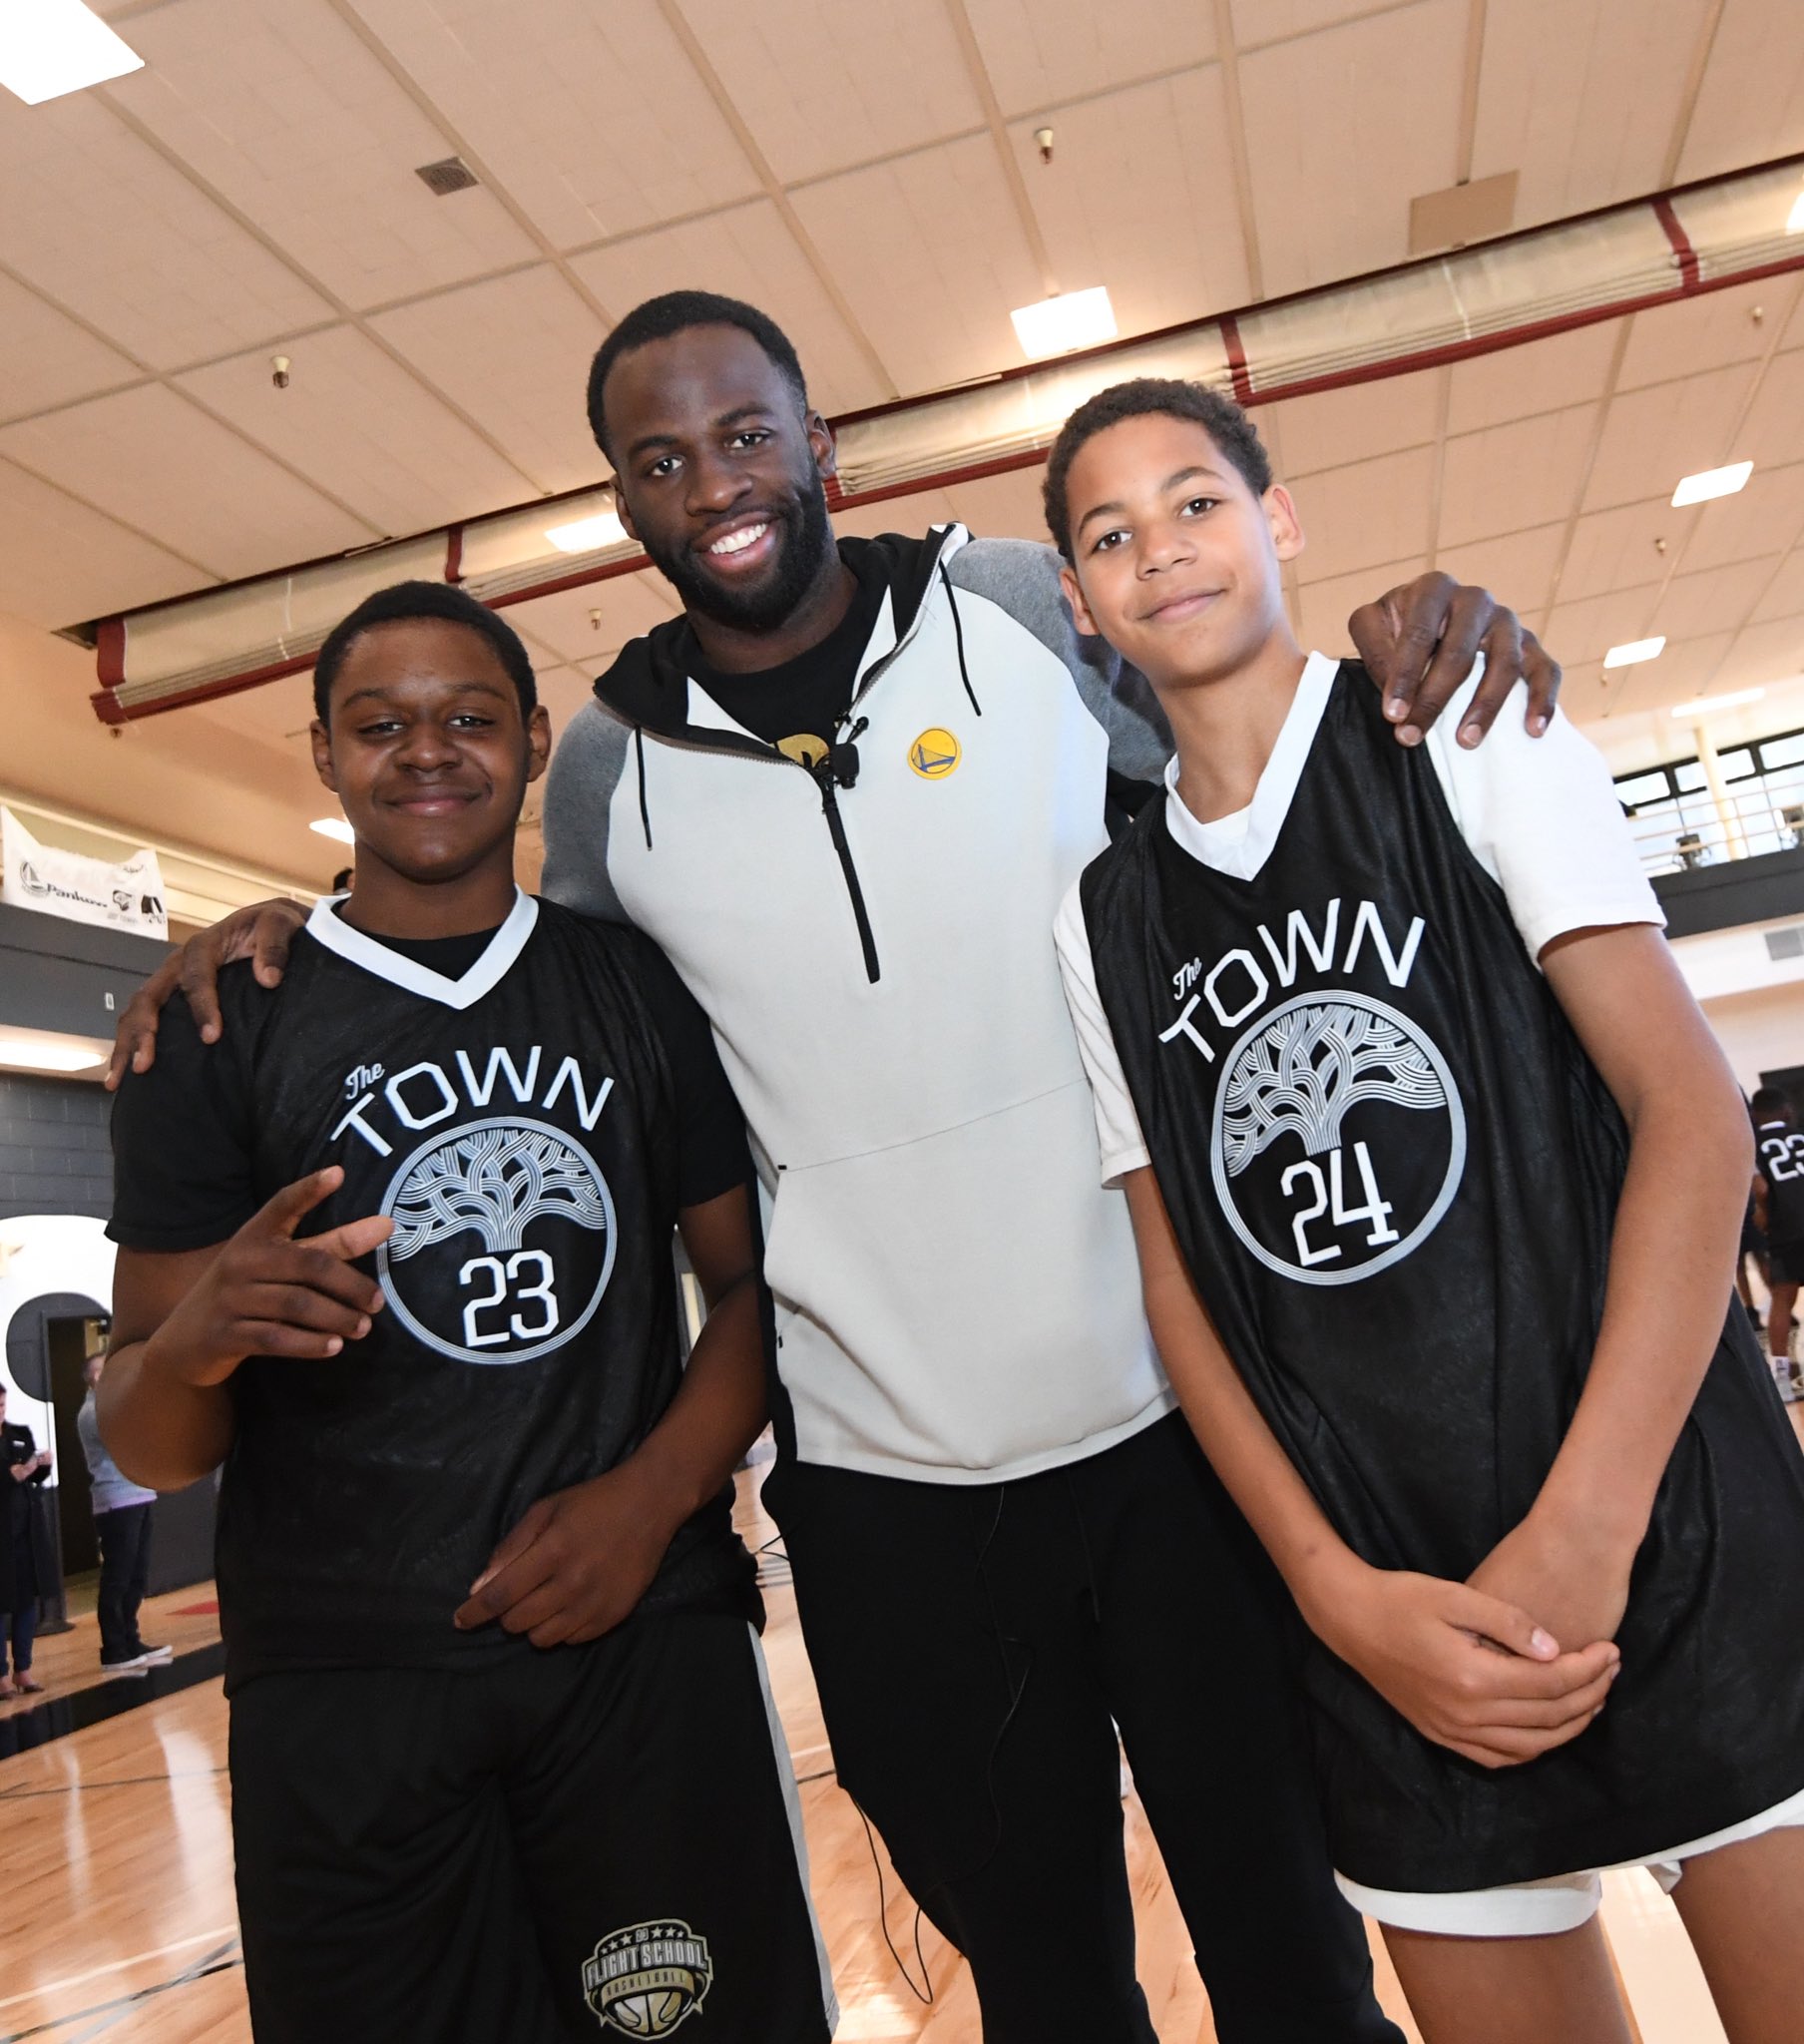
top-left (1081, 664), bottom-right (1804, 1891)
top-left (110, 894), bottom-right (756, 1687)
top-left (1756, 1118), bottom-right (1804, 1246)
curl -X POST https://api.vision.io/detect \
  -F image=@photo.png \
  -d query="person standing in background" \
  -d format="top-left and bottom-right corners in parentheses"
top-left (78, 1354), bottom-right (171, 1675)
top-left (0, 1382), bottom-right (54, 1698)
top-left (1751, 1087), bottom-right (1804, 1402)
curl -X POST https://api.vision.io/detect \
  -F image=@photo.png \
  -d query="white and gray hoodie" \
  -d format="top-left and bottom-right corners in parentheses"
top-left (543, 525), bottom-right (1177, 1482)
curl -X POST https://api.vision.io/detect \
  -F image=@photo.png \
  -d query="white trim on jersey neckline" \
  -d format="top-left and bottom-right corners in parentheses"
top-left (302, 886), bottom-right (538, 1009)
top-left (1161, 649), bottom-right (1340, 883)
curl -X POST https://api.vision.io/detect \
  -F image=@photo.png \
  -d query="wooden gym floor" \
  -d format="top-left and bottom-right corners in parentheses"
top-left (4, 1430), bottom-right (1796, 2044)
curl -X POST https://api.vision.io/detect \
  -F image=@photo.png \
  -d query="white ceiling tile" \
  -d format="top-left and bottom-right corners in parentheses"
top-left (1433, 523), bottom-right (1568, 624)
top-left (571, 202), bottom-right (888, 418)
top-left (939, 468), bottom-right (1052, 542)
top-left (0, 273), bottom-right (142, 424)
top-left (0, 91), bottom-right (331, 368)
top-left (504, 573), bottom-right (678, 666)
top-left (114, 0), bottom-right (536, 311)
top-left (1544, 588), bottom-right (1676, 669)
top-left (1296, 558), bottom-right (1426, 658)
top-left (1231, 0), bottom-right (1403, 44)
top-left (1681, 460), bottom-right (1804, 577)
top-left (0, 385), bottom-right (372, 582)
top-left (1558, 658), bottom-right (1611, 730)
top-left (680, 0), bottom-right (982, 186)
top-left (1674, 0), bottom-right (1804, 182)
top-left (0, 460), bottom-right (207, 629)
top-left (345, 0), bottom-right (760, 249)
top-left (1261, 369), bottom-right (1440, 479)
top-left (190, 672), bottom-right (319, 748)
top-left (177, 324), bottom-right (539, 538)
top-left (1616, 277), bottom-right (1797, 392)
top-left (1593, 633), bottom-right (1735, 718)
top-left (1290, 447), bottom-right (1436, 582)
top-left (788, 136), bottom-right (1044, 396)
top-left (1713, 618), bottom-right (1804, 694)
top-left (1581, 361), bottom-right (1760, 513)
top-left (1237, 0), bottom-right (1467, 299)
top-left (372, 266), bottom-right (609, 498)
top-left (1736, 347), bottom-right (1804, 472)
top-left (1559, 497), bottom-right (1676, 605)
top-left (534, 664), bottom-right (601, 745)
top-left (1440, 402), bottom-right (1598, 549)
top-left (1752, 549), bottom-right (1804, 626)
top-left (1648, 560), bottom-right (1779, 644)
top-left (968, 0), bottom-right (1214, 116)
top-left (1445, 324), bottom-right (1618, 437)
top-left (1007, 68), bottom-right (1251, 343)
top-left (831, 489), bottom-right (961, 540)
top-left (1470, 0), bottom-right (1715, 229)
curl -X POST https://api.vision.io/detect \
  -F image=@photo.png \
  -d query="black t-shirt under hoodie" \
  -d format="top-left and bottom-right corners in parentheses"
top-left (1080, 662), bottom-right (1804, 1893)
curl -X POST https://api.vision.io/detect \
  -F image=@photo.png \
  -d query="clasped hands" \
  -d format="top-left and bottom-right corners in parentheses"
top-left (1299, 1504), bottom-right (1633, 1771)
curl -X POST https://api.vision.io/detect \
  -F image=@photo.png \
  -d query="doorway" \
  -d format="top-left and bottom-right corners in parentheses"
top-left (48, 1315), bottom-right (107, 1579)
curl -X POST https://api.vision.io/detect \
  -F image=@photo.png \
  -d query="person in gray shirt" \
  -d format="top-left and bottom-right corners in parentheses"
top-left (78, 1354), bottom-right (171, 1673)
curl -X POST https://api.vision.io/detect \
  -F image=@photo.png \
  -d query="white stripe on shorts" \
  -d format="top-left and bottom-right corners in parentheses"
top-left (1336, 1781), bottom-right (1804, 1937)
top-left (748, 1624), bottom-right (840, 2032)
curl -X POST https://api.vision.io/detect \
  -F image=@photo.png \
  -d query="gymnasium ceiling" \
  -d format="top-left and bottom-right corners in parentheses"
top-left (3, 0), bottom-right (1804, 890)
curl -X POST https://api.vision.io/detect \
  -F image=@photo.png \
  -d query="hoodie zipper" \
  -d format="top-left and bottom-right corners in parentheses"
top-left (809, 758), bottom-right (881, 984)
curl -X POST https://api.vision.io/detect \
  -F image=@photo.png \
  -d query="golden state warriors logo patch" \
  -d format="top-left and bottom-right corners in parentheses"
top-left (583, 1921), bottom-right (712, 2035)
top-left (909, 728), bottom-right (961, 778)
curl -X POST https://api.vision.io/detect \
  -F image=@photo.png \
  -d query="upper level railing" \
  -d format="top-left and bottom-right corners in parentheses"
top-left (1616, 728), bottom-right (1804, 877)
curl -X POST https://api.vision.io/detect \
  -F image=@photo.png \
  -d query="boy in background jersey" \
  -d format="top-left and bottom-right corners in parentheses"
top-left (1751, 1086), bottom-right (1804, 1401)
top-left (1048, 381), bottom-right (1804, 2044)
top-left (98, 583), bottom-right (832, 2044)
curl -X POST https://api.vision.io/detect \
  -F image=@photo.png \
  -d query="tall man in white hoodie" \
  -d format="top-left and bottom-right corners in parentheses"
top-left (114, 291), bottom-right (1582, 2043)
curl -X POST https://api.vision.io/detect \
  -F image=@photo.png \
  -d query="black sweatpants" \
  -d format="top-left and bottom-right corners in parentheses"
top-left (228, 1613), bottom-right (833, 2044)
top-left (764, 1412), bottom-right (1402, 2044)
top-left (95, 1501), bottom-right (153, 1662)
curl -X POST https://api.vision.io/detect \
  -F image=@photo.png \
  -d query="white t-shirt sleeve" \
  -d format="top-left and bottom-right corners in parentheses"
top-left (1425, 672), bottom-right (1663, 963)
top-left (1054, 879), bottom-right (1152, 1188)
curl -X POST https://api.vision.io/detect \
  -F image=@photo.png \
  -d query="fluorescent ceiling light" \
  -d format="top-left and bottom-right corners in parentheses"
top-left (0, 0), bottom-right (143, 106)
top-left (1672, 460), bottom-right (1753, 507)
top-left (546, 510), bottom-right (627, 554)
top-left (1603, 637), bottom-right (1665, 669)
top-left (310, 816), bottom-right (355, 844)
top-left (1664, 687), bottom-right (1766, 721)
top-left (1011, 286), bottom-right (1118, 360)
top-left (0, 1032), bottom-right (107, 1075)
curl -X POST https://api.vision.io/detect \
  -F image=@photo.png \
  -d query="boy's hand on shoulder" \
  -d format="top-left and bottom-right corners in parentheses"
top-left (454, 1462), bottom-right (678, 1649)
top-left (1467, 1506), bottom-right (1636, 1674)
top-left (1302, 1552), bottom-right (1619, 1771)
top-left (142, 1168), bottom-right (391, 1388)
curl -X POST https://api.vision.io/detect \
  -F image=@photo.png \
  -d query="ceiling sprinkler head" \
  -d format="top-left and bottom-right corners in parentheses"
top-left (1034, 127), bottom-right (1054, 166)
top-left (271, 354), bottom-right (291, 390)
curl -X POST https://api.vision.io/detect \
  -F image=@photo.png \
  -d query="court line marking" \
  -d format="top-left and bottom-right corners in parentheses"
top-left (0, 1929), bottom-right (238, 2018)
top-left (0, 1767), bottom-right (226, 1805)
top-left (0, 1940), bottom-right (241, 2044)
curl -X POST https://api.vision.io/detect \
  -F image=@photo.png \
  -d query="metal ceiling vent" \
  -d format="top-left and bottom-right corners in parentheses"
top-left (415, 156), bottom-right (479, 197)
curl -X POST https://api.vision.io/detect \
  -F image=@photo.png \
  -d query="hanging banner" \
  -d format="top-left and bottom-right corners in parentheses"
top-left (1, 807), bottom-right (168, 938)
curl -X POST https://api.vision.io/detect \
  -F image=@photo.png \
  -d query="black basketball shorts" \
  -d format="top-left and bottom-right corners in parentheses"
top-left (228, 1613), bottom-right (835, 2043)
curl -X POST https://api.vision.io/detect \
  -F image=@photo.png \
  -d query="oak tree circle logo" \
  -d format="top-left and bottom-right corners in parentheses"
top-left (376, 1115), bottom-right (616, 1363)
top-left (1208, 991), bottom-right (1464, 1286)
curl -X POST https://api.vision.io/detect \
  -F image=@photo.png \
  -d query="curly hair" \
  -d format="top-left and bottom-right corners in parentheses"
top-left (313, 581), bottom-right (537, 726)
top-left (1043, 377), bottom-right (1272, 561)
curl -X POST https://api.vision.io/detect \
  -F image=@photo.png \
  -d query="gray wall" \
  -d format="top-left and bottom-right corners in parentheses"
top-left (0, 1072), bottom-right (112, 1224)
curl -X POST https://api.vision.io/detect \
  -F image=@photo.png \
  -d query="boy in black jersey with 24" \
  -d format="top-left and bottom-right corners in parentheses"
top-left (99, 583), bottom-right (833, 2044)
top-left (1049, 383), bottom-right (1804, 2044)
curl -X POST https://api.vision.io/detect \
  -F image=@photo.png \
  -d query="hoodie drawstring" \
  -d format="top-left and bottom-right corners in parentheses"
top-left (938, 564), bottom-right (982, 719)
top-left (634, 725), bottom-right (654, 849)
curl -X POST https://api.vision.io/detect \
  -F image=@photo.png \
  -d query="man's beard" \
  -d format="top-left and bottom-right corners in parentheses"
top-left (644, 479), bottom-right (836, 635)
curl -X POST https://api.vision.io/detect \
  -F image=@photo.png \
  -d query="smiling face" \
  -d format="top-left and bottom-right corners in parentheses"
top-left (310, 618), bottom-right (550, 893)
top-left (601, 323), bottom-right (839, 635)
top-left (1058, 411), bottom-right (1303, 694)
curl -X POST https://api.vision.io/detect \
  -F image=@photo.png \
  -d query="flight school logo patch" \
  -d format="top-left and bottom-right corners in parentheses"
top-left (376, 1114), bottom-right (616, 1364)
top-left (583, 1920), bottom-right (713, 2036)
top-left (908, 727), bottom-right (961, 778)
top-left (1210, 991), bottom-right (1465, 1286)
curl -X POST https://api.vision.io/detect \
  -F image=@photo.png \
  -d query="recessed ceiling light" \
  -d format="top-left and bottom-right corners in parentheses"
top-left (546, 511), bottom-right (627, 554)
top-left (0, 0), bottom-right (143, 106)
top-left (0, 1033), bottom-right (106, 1075)
top-left (1603, 637), bottom-right (1666, 669)
top-left (310, 816), bottom-right (355, 844)
top-left (1010, 286), bottom-right (1118, 360)
top-left (1664, 687), bottom-right (1766, 721)
top-left (1671, 460), bottom-right (1753, 507)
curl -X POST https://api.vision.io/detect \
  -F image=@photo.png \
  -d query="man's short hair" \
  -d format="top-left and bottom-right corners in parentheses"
top-left (312, 581), bottom-right (538, 726)
top-left (586, 290), bottom-right (809, 464)
top-left (1043, 377), bottom-right (1274, 562)
top-left (1753, 1086), bottom-right (1793, 1122)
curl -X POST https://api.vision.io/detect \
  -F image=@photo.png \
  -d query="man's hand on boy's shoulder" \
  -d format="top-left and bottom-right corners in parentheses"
top-left (108, 895), bottom-right (308, 1088)
top-left (1348, 570), bottom-right (1560, 752)
top-left (454, 1459), bottom-right (677, 1649)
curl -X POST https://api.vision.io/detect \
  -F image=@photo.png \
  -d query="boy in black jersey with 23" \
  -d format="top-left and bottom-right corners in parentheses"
top-left (1751, 1086), bottom-right (1804, 1401)
top-left (1049, 383), bottom-right (1804, 2044)
top-left (99, 583), bottom-right (833, 2044)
